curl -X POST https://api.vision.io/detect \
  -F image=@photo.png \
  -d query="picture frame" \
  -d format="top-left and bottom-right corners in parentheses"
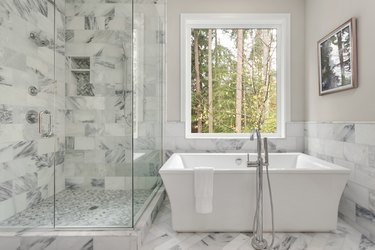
top-left (317, 18), bottom-right (357, 96)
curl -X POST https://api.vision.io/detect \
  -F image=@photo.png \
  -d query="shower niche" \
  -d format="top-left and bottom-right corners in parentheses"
top-left (68, 57), bottom-right (94, 97)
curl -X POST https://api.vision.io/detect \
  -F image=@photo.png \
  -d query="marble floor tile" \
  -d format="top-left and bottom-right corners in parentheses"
top-left (0, 189), bottom-right (153, 228)
top-left (141, 199), bottom-right (375, 250)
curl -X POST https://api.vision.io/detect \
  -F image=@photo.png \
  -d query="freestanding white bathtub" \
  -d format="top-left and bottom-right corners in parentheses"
top-left (159, 153), bottom-right (350, 232)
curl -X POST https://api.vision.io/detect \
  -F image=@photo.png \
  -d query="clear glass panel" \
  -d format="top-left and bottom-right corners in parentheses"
top-left (133, 0), bottom-right (165, 222)
top-left (57, 0), bottom-right (133, 227)
top-left (0, 0), bottom-right (163, 230)
top-left (0, 0), bottom-right (58, 228)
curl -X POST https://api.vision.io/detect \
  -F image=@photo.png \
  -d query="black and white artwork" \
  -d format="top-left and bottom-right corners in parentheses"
top-left (318, 18), bottom-right (357, 95)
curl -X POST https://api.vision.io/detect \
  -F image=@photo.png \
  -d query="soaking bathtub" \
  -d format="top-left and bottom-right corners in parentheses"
top-left (159, 153), bottom-right (350, 232)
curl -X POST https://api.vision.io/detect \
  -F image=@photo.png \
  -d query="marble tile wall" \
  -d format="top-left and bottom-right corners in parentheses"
top-left (164, 122), bottom-right (305, 154)
top-left (0, 0), bottom-right (66, 224)
top-left (304, 122), bottom-right (375, 242)
top-left (64, 0), bottom-right (133, 191)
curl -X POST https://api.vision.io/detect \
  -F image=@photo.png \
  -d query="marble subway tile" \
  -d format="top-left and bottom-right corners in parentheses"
top-left (14, 173), bottom-right (38, 195)
top-left (84, 123), bottom-right (104, 136)
top-left (0, 198), bottom-right (15, 221)
top-left (0, 124), bottom-right (24, 143)
top-left (65, 16), bottom-right (84, 30)
top-left (84, 150), bottom-right (105, 164)
top-left (65, 177), bottom-right (85, 189)
top-left (0, 143), bottom-right (14, 163)
top-left (66, 3), bottom-right (115, 17)
top-left (66, 96), bottom-right (105, 110)
top-left (339, 197), bottom-right (357, 222)
top-left (104, 123), bottom-right (126, 136)
top-left (105, 148), bottom-right (126, 164)
top-left (90, 178), bottom-right (104, 189)
top-left (356, 124), bottom-right (375, 146)
top-left (37, 138), bottom-right (55, 155)
top-left (344, 181), bottom-right (369, 209)
top-left (65, 123), bottom-right (85, 136)
top-left (14, 192), bottom-right (27, 213)
top-left (343, 142), bottom-right (369, 167)
top-left (370, 191), bottom-right (375, 214)
top-left (85, 16), bottom-right (100, 30)
top-left (0, 104), bottom-right (13, 124)
top-left (104, 176), bottom-right (125, 190)
top-left (354, 166), bottom-right (375, 191)
top-left (359, 235), bottom-right (375, 250)
top-left (324, 139), bottom-right (344, 159)
top-left (0, 180), bottom-right (13, 202)
top-left (74, 137), bottom-right (95, 150)
top-left (356, 204), bottom-right (375, 241)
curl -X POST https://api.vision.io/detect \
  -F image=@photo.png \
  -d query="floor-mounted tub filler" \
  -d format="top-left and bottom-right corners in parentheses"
top-left (159, 151), bottom-right (350, 236)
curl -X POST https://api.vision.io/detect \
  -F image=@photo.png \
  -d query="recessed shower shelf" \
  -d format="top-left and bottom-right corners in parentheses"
top-left (70, 69), bottom-right (90, 72)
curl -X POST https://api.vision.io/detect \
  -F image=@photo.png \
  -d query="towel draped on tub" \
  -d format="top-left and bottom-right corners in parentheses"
top-left (194, 166), bottom-right (214, 214)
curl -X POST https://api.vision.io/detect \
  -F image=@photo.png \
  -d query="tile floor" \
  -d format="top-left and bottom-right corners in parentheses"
top-left (0, 189), bottom-right (153, 228)
top-left (141, 198), bottom-right (375, 250)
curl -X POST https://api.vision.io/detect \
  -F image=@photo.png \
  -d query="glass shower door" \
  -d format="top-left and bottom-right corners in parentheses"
top-left (0, 0), bottom-right (59, 228)
top-left (57, 0), bottom-right (133, 227)
top-left (133, 0), bottom-right (165, 222)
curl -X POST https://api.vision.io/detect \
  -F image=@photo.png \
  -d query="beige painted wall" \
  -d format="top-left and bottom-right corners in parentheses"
top-left (166, 0), bottom-right (305, 121)
top-left (305, 0), bottom-right (375, 121)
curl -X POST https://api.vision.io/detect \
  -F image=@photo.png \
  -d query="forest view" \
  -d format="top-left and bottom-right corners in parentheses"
top-left (190, 28), bottom-right (278, 134)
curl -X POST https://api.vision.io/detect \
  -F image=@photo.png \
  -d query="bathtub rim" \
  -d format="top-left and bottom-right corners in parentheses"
top-left (160, 152), bottom-right (351, 175)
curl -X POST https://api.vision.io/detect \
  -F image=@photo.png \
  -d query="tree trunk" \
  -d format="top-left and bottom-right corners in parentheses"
top-left (194, 30), bottom-right (202, 133)
top-left (336, 31), bottom-right (346, 85)
top-left (235, 29), bottom-right (244, 133)
top-left (258, 30), bottom-right (273, 129)
top-left (208, 29), bottom-right (213, 133)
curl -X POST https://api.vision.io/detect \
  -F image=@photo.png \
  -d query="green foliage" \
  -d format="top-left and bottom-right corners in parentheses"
top-left (191, 28), bottom-right (277, 134)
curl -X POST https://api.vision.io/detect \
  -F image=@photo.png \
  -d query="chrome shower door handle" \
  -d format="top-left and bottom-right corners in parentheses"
top-left (39, 110), bottom-right (52, 137)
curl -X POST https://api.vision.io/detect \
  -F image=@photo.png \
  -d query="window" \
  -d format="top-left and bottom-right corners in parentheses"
top-left (181, 14), bottom-right (290, 138)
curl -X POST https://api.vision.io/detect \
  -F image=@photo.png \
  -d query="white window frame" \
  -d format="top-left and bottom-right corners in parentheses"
top-left (180, 13), bottom-right (291, 139)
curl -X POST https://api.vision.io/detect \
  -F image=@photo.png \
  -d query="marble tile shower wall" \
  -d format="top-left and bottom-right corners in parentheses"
top-left (304, 122), bottom-right (375, 242)
top-left (164, 122), bottom-right (305, 154)
top-left (64, 0), bottom-right (133, 191)
top-left (0, 0), bottom-right (66, 223)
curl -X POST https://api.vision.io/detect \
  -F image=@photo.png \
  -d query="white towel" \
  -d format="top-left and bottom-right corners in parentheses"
top-left (194, 166), bottom-right (214, 214)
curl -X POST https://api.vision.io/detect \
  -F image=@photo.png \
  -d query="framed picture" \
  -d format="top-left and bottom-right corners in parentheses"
top-left (318, 18), bottom-right (357, 95)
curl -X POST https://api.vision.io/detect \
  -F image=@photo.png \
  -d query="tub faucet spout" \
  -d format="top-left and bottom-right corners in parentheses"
top-left (248, 128), bottom-right (273, 250)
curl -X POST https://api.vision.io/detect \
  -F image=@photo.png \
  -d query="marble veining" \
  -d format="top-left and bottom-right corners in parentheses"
top-left (0, 180), bottom-right (13, 202)
top-left (0, 105), bottom-right (12, 124)
top-left (13, 141), bottom-right (37, 160)
top-left (14, 173), bottom-right (38, 195)
top-left (0, 0), bottom-right (48, 20)
top-left (141, 198), bottom-right (375, 250)
top-left (305, 122), bottom-right (375, 242)
top-left (359, 235), bottom-right (375, 250)
top-left (85, 16), bottom-right (99, 30)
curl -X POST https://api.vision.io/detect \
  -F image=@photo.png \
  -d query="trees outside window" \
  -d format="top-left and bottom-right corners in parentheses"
top-left (190, 28), bottom-right (277, 134)
top-left (182, 14), bottom-right (290, 138)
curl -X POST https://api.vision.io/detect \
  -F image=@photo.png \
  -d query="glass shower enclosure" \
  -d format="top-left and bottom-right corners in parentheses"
top-left (0, 0), bottom-right (164, 229)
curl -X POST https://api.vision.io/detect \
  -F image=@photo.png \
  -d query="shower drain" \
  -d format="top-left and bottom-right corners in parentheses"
top-left (89, 206), bottom-right (99, 210)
